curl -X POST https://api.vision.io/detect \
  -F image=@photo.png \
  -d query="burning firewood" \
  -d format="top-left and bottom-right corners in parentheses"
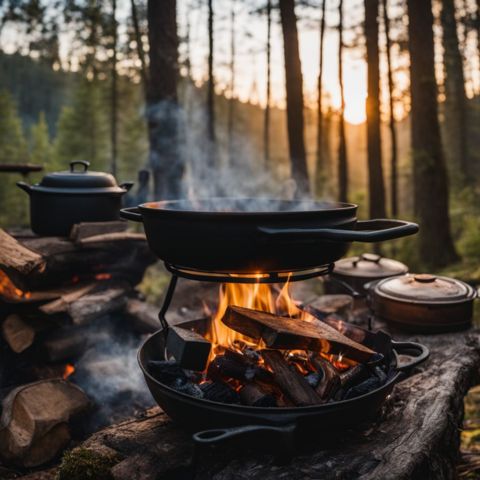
top-left (239, 382), bottom-right (277, 407)
top-left (310, 355), bottom-right (341, 401)
top-left (166, 326), bottom-right (212, 371)
top-left (200, 381), bottom-right (240, 404)
top-left (223, 306), bottom-right (375, 363)
top-left (260, 350), bottom-right (323, 406)
top-left (339, 364), bottom-right (369, 390)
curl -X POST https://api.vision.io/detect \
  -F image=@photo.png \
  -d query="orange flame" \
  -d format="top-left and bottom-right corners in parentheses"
top-left (63, 364), bottom-right (75, 380)
top-left (0, 270), bottom-right (31, 300)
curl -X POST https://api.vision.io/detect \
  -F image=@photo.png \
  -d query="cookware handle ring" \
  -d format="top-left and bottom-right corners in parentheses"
top-left (258, 219), bottom-right (419, 243)
top-left (70, 160), bottom-right (90, 172)
top-left (392, 341), bottom-right (430, 373)
top-left (120, 207), bottom-right (143, 222)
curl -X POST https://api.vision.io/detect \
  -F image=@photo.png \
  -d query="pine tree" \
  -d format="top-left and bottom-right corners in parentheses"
top-left (30, 111), bottom-right (54, 170)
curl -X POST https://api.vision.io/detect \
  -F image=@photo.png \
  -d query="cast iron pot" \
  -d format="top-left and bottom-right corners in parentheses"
top-left (120, 198), bottom-right (418, 273)
top-left (368, 273), bottom-right (478, 333)
top-left (17, 160), bottom-right (133, 236)
top-left (138, 318), bottom-right (429, 448)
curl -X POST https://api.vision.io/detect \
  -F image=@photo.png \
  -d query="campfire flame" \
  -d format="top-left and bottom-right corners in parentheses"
top-left (205, 278), bottom-right (352, 371)
top-left (0, 270), bottom-right (31, 300)
top-left (63, 364), bottom-right (75, 380)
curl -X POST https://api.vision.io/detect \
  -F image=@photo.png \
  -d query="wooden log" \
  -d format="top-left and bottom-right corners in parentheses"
top-left (0, 379), bottom-right (90, 468)
top-left (239, 382), bottom-right (277, 407)
top-left (68, 284), bottom-right (129, 325)
top-left (76, 232), bottom-right (147, 247)
top-left (69, 221), bottom-right (127, 242)
top-left (124, 298), bottom-right (160, 333)
top-left (305, 294), bottom-right (354, 319)
top-left (310, 355), bottom-right (341, 401)
top-left (0, 229), bottom-right (45, 276)
top-left (223, 306), bottom-right (375, 363)
top-left (166, 326), bottom-right (211, 371)
top-left (260, 350), bottom-right (322, 406)
top-left (1, 314), bottom-right (36, 353)
top-left (39, 283), bottom-right (97, 315)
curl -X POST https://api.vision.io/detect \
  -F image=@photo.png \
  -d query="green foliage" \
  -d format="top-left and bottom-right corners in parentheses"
top-left (53, 79), bottom-right (109, 171)
top-left (30, 111), bottom-right (55, 169)
top-left (56, 448), bottom-right (117, 480)
top-left (0, 89), bottom-right (29, 226)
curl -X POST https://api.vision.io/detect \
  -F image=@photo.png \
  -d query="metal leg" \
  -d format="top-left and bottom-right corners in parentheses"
top-left (158, 274), bottom-right (178, 331)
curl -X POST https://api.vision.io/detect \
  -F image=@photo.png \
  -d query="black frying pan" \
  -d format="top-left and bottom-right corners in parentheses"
top-left (138, 322), bottom-right (429, 448)
top-left (120, 198), bottom-right (418, 273)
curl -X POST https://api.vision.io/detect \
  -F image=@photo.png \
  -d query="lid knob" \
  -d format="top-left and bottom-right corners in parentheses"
top-left (414, 273), bottom-right (436, 283)
top-left (70, 160), bottom-right (90, 173)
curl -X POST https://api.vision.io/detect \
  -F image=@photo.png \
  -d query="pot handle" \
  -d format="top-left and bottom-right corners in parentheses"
top-left (70, 160), bottom-right (90, 172)
top-left (119, 181), bottom-right (134, 192)
top-left (258, 219), bottom-right (419, 243)
top-left (392, 341), bottom-right (430, 373)
top-left (16, 181), bottom-right (32, 194)
top-left (120, 207), bottom-right (143, 222)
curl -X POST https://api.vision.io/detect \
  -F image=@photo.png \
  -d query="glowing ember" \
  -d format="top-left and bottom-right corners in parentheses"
top-left (95, 273), bottom-right (112, 280)
top-left (63, 364), bottom-right (75, 380)
top-left (0, 270), bottom-right (31, 300)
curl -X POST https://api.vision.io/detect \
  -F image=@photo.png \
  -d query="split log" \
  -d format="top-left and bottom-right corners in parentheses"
top-left (69, 221), bottom-right (127, 242)
top-left (239, 383), bottom-right (277, 407)
top-left (39, 283), bottom-right (97, 316)
top-left (124, 298), bottom-right (160, 333)
top-left (1, 314), bottom-right (36, 353)
top-left (166, 326), bottom-right (211, 371)
top-left (0, 229), bottom-right (45, 276)
top-left (223, 306), bottom-right (375, 362)
top-left (260, 350), bottom-right (322, 406)
top-left (0, 379), bottom-right (90, 468)
top-left (68, 283), bottom-right (129, 325)
top-left (54, 332), bottom-right (480, 480)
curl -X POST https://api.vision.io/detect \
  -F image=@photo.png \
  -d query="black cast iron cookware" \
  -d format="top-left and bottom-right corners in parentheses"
top-left (120, 198), bottom-right (418, 273)
top-left (17, 160), bottom-right (134, 236)
top-left (138, 320), bottom-right (429, 447)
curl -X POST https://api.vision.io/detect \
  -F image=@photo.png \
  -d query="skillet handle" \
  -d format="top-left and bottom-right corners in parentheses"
top-left (120, 207), bottom-right (143, 222)
top-left (258, 219), bottom-right (419, 243)
top-left (392, 341), bottom-right (430, 373)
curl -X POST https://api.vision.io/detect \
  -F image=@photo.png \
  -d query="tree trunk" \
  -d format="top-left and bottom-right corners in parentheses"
top-left (440, 0), bottom-right (469, 184)
top-left (382, 0), bottom-right (398, 217)
top-left (147, 0), bottom-right (184, 199)
top-left (228, 1), bottom-right (235, 166)
top-left (207, 0), bottom-right (216, 163)
top-left (264, 0), bottom-right (272, 166)
top-left (337, 0), bottom-right (348, 202)
top-left (110, 0), bottom-right (118, 177)
top-left (278, 0), bottom-right (310, 196)
top-left (315, 0), bottom-right (327, 197)
top-left (407, 0), bottom-right (458, 268)
top-left (131, 0), bottom-right (148, 96)
top-left (365, 0), bottom-right (386, 219)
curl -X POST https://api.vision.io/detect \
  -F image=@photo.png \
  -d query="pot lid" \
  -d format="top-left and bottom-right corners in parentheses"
top-left (374, 273), bottom-right (477, 304)
top-left (333, 253), bottom-right (408, 279)
top-left (36, 161), bottom-right (124, 193)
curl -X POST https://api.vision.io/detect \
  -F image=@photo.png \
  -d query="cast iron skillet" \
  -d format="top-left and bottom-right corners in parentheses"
top-left (120, 198), bottom-right (418, 273)
top-left (138, 320), bottom-right (429, 448)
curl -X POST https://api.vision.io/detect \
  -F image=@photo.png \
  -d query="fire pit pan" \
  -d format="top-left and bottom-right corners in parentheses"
top-left (138, 328), bottom-right (428, 446)
top-left (120, 199), bottom-right (418, 273)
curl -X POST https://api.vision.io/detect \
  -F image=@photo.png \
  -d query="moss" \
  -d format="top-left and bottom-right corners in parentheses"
top-left (56, 448), bottom-right (117, 480)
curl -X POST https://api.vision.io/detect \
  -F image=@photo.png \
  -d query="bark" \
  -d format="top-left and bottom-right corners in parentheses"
top-left (147, 0), bottom-right (184, 199)
top-left (440, 0), bottom-right (469, 184)
top-left (110, 0), bottom-right (118, 177)
top-left (382, 0), bottom-right (398, 216)
top-left (365, 0), bottom-right (386, 219)
top-left (264, 0), bottom-right (272, 166)
top-left (407, 0), bottom-right (458, 267)
top-left (337, 0), bottom-right (348, 202)
top-left (279, 0), bottom-right (310, 196)
top-left (207, 0), bottom-right (216, 154)
top-left (130, 0), bottom-right (148, 96)
top-left (315, 0), bottom-right (327, 197)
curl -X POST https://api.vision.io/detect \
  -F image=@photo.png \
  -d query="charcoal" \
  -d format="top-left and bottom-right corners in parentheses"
top-left (172, 380), bottom-right (204, 398)
top-left (340, 364), bottom-right (369, 390)
top-left (344, 377), bottom-right (383, 399)
top-left (305, 372), bottom-right (323, 388)
top-left (147, 360), bottom-right (187, 386)
top-left (242, 347), bottom-right (262, 363)
top-left (200, 381), bottom-right (240, 404)
top-left (208, 352), bottom-right (271, 383)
